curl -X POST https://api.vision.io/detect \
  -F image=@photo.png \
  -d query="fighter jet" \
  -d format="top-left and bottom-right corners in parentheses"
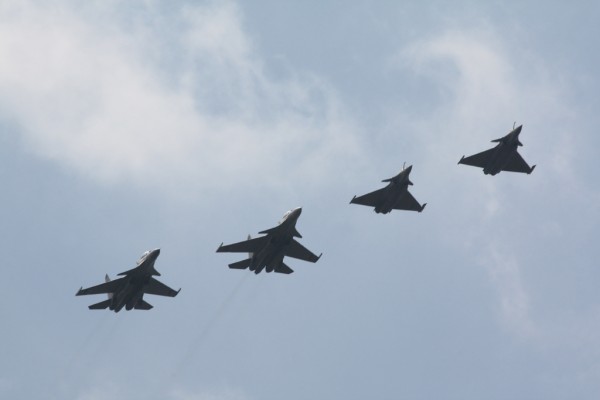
top-left (76, 249), bottom-right (180, 312)
top-left (350, 165), bottom-right (427, 214)
top-left (216, 207), bottom-right (322, 274)
top-left (458, 124), bottom-right (536, 175)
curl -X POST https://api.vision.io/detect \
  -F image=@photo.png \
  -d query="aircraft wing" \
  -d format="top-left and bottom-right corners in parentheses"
top-left (76, 277), bottom-right (125, 296)
top-left (217, 236), bottom-right (269, 253)
top-left (393, 191), bottom-right (425, 212)
top-left (459, 148), bottom-right (495, 168)
top-left (286, 239), bottom-right (321, 263)
top-left (144, 277), bottom-right (180, 297)
top-left (350, 187), bottom-right (387, 207)
top-left (502, 151), bottom-right (534, 173)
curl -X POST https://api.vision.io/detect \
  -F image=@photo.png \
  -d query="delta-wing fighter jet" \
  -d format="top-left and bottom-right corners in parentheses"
top-left (458, 124), bottom-right (536, 175)
top-left (216, 207), bottom-right (322, 274)
top-left (76, 249), bottom-right (180, 312)
top-left (350, 165), bottom-right (427, 214)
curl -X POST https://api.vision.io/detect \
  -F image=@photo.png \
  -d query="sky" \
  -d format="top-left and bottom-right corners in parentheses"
top-left (1, 0), bottom-right (600, 399)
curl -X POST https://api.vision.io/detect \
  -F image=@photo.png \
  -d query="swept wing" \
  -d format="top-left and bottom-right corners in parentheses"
top-left (350, 188), bottom-right (386, 208)
top-left (459, 148), bottom-right (495, 168)
top-left (286, 239), bottom-right (321, 263)
top-left (502, 151), bottom-right (534, 173)
top-left (393, 191), bottom-right (425, 212)
top-left (217, 236), bottom-right (269, 253)
top-left (76, 277), bottom-right (125, 296)
top-left (144, 277), bottom-right (180, 297)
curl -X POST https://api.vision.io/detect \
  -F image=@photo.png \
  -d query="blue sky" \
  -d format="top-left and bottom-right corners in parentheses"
top-left (1, 1), bottom-right (600, 399)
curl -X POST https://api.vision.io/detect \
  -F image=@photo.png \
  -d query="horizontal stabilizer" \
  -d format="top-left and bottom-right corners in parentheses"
top-left (134, 300), bottom-right (153, 310)
top-left (229, 258), bottom-right (252, 270)
top-left (274, 263), bottom-right (294, 274)
top-left (88, 299), bottom-right (112, 310)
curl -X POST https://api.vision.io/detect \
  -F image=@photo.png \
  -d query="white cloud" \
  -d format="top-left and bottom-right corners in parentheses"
top-left (483, 244), bottom-right (537, 338)
top-left (404, 30), bottom-right (516, 125)
top-left (0, 1), bottom-right (364, 195)
top-left (399, 28), bottom-right (577, 180)
top-left (396, 28), bottom-right (582, 339)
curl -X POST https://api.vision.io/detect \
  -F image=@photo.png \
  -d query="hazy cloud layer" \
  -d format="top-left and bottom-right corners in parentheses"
top-left (0, 1), bottom-right (364, 195)
top-left (396, 28), bottom-right (582, 341)
top-left (2, 2), bottom-right (600, 399)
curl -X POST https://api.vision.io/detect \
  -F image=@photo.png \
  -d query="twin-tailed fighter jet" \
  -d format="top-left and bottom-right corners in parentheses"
top-left (350, 165), bottom-right (427, 214)
top-left (217, 207), bottom-right (322, 274)
top-left (76, 249), bottom-right (180, 312)
top-left (458, 124), bottom-right (536, 175)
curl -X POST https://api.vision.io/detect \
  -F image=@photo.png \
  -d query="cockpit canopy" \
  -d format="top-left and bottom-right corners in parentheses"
top-left (137, 250), bottom-right (151, 265)
top-left (279, 210), bottom-right (292, 224)
top-left (278, 207), bottom-right (302, 225)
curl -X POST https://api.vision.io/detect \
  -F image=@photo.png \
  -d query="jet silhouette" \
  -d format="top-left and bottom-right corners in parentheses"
top-left (76, 249), bottom-right (180, 312)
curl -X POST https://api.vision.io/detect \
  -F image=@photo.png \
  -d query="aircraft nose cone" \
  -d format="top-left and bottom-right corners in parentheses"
top-left (152, 248), bottom-right (161, 257)
top-left (289, 207), bottom-right (302, 219)
top-left (401, 165), bottom-right (413, 176)
top-left (515, 125), bottom-right (523, 134)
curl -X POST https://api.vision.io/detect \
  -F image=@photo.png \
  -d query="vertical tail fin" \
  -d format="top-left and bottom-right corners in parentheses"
top-left (105, 274), bottom-right (113, 299)
top-left (247, 234), bottom-right (253, 258)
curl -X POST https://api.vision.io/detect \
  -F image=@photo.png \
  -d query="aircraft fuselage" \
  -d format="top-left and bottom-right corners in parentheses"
top-left (375, 182), bottom-right (409, 214)
top-left (109, 253), bottom-right (159, 312)
top-left (250, 234), bottom-right (292, 273)
top-left (250, 208), bottom-right (301, 273)
top-left (110, 276), bottom-right (150, 312)
top-left (483, 141), bottom-right (519, 176)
